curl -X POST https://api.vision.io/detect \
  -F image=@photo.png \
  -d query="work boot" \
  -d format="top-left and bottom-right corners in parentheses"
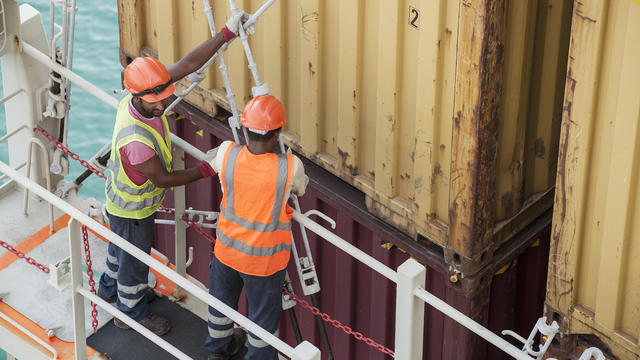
top-left (97, 290), bottom-right (116, 304)
top-left (113, 313), bottom-right (171, 336)
top-left (96, 287), bottom-right (118, 304)
top-left (208, 328), bottom-right (247, 360)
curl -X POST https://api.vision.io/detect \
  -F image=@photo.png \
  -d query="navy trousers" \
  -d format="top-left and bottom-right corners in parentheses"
top-left (204, 255), bottom-right (285, 360)
top-left (98, 212), bottom-right (155, 320)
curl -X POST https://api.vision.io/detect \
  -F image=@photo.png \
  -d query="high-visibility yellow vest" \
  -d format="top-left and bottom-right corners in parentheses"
top-left (105, 94), bottom-right (172, 219)
top-left (214, 143), bottom-right (294, 276)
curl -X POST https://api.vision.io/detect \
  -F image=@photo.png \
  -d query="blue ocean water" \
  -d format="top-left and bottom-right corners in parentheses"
top-left (0, 0), bottom-right (120, 201)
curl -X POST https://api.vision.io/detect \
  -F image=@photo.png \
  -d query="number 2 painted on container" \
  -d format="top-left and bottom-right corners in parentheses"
top-left (409, 6), bottom-right (420, 29)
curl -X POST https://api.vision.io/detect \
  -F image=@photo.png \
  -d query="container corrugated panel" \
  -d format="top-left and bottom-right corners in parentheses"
top-left (155, 111), bottom-right (552, 359)
top-left (118, 0), bottom-right (571, 274)
top-left (545, 1), bottom-right (640, 359)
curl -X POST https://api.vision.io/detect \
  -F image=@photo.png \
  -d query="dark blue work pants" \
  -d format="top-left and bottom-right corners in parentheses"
top-left (98, 212), bottom-right (155, 320)
top-left (204, 255), bottom-right (285, 360)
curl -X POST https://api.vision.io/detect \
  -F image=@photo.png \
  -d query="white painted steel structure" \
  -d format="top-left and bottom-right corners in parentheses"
top-left (0, 306), bottom-right (58, 360)
top-left (0, 161), bottom-right (321, 360)
top-left (1, 3), bottom-right (602, 360)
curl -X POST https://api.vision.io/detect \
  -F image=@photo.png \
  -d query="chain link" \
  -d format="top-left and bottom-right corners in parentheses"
top-left (159, 206), bottom-right (216, 244)
top-left (35, 123), bottom-right (389, 354)
top-left (81, 225), bottom-right (99, 334)
top-left (34, 126), bottom-right (107, 180)
top-left (283, 288), bottom-right (395, 357)
top-left (36, 128), bottom-right (217, 247)
top-left (182, 216), bottom-right (216, 244)
top-left (35, 126), bottom-right (220, 331)
top-left (0, 240), bottom-right (50, 274)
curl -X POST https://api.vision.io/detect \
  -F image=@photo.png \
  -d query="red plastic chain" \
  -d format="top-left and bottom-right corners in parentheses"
top-left (81, 225), bottom-right (99, 334)
top-left (283, 288), bottom-right (395, 357)
top-left (159, 206), bottom-right (216, 244)
top-left (35, 122), bottom-right (389, 353)
top-left (34, 126), bottom-right (107, 180)
top-left (0, 240), bottom-right (50, 274)
top-left (35, 127), bottom-right (216, 245)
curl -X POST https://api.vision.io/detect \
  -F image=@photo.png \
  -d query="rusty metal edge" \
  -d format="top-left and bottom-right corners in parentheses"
top-left (172, 98), bottom-right (553, 289)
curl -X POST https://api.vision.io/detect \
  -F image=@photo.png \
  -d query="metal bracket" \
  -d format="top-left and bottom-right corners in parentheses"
top-left (502, 317), bottom-right (559, 359)
top-left (184, 207), bottom-right (219, 228)
top-left (304, 210), bottom-right (336, 229)
top-left (49, 147), bottom-right (69, 176)
top-left (282, 272), bottom-right (297, 310)
top-left (578, 347), bottom-right (605, 360)
top-left (156, 207), bottom-right (219, 229)
top-left (48, 256), bottom-right (71, 291)
top-left (55, 179), bottom-right (78, 198)
top-left (185, 246), bottom-right (194, 268)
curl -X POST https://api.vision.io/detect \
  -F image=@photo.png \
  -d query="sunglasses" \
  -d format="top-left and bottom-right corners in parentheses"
top-left (132, 79), bottom-right (173, 98)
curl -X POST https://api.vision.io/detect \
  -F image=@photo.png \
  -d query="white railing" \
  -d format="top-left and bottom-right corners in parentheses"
top-left (0, 160), bottom-right (321, 360)
top-left (0, 309), bottom-right (58, 360)
top-left (293, 211), bottom-right (550, 359)
top-left (9, 29), bottom-right (556, 360)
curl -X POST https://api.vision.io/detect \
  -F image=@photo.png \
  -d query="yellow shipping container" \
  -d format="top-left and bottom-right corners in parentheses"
top-left (546, 0), bottom-right (640, 359)
top-left (117, 0), bottom-right (572, 275)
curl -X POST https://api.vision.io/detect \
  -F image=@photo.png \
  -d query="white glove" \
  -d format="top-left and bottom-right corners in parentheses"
top-left (204, 147), bottom-right (219, 168)
top-left (242, 13), bottom-right (257, 35)
top-left (225, 11), bottom-right (256, 36)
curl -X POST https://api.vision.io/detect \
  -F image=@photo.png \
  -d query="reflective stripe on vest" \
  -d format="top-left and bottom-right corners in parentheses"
top-left (221, 145), bottom-right (291, 233)
top-left (215, 144), bottom-right (293, 276)
top-left (108, 125), bottom-right (168, 196)
top-left (105, 95), bottom-right (172, 219)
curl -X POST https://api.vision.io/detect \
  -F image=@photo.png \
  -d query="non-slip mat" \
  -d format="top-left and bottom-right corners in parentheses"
top-left (87, 296), bottom-right (246, 360)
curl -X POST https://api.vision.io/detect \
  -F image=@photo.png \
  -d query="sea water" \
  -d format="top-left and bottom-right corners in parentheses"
top-left (0, 0), bottom-right (120, 201)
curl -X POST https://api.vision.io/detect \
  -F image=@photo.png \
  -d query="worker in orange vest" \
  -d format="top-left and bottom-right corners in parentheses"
top-left (203, 95), bottom-right (308, 360)
top-left (98, 11), bottom-right (255, 337)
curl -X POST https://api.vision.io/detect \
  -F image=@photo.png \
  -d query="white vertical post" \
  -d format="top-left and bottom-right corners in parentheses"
top-left (395, 259), bottom-right (426, 360)
top-left (291, 341), bottom-right (321, 360)
top-left (174, 148), bottom-right (187, 276)
top-left (68, 218), bottom-right (88, 360)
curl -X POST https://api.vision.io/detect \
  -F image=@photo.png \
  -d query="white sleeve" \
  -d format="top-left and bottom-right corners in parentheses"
top-left (290, 155), bottom-right (308, 197)
top-left (208, 140), bottom-right (233, 174)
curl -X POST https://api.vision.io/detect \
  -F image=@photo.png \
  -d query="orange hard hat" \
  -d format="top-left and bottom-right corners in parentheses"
top-left (123, 57), bottom-right (175, 103)
top-left (240, 95), bottom-right (286, 134)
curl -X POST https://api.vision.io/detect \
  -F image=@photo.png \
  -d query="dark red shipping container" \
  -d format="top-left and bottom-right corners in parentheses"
top-left (154, 102), bottom-right (551, 360)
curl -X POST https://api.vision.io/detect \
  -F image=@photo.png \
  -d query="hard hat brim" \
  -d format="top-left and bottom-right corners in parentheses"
top-left (140, 83), bottom-right (175, 103)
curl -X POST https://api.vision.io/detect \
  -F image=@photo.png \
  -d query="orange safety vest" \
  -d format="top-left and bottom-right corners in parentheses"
top-left (214, 143), bottom-right (294, 276)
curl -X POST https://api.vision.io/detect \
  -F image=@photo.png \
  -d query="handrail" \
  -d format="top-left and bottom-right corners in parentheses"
top-left (0, 124), bottom-right (28, 144)
top-left (75, 286), bottom-right (191, 360)
top-left (413, 287), bottom-right (533, 360)
top-left (0, 89), bottom-right (25, 106)
top-left (0, 159), bottom-right (320, 360)
top-left (24, 138), bottom-right (55, 232)
top-left (11, 26), bottom-right (542, 360)
top-left (292, 211), bottom-right (399, 283)
top-left (0, 309), bottom-right (58, 360)
top-left (0, 162), bottom-right (24, 183)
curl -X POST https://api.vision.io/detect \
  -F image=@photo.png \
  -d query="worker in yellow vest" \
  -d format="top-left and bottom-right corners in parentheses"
top-left (98, 12), bottom-right (255, 336)
top-left (203, 95), bottom-right (308, 360)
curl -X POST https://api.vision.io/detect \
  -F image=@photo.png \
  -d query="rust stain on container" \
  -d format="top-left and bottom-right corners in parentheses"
top-left (546, 0), bottom-right (640, 358)
top-left (155, 109), bottom-right (552, 360)
top-left (118, 0), bottom-right (572, 277)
